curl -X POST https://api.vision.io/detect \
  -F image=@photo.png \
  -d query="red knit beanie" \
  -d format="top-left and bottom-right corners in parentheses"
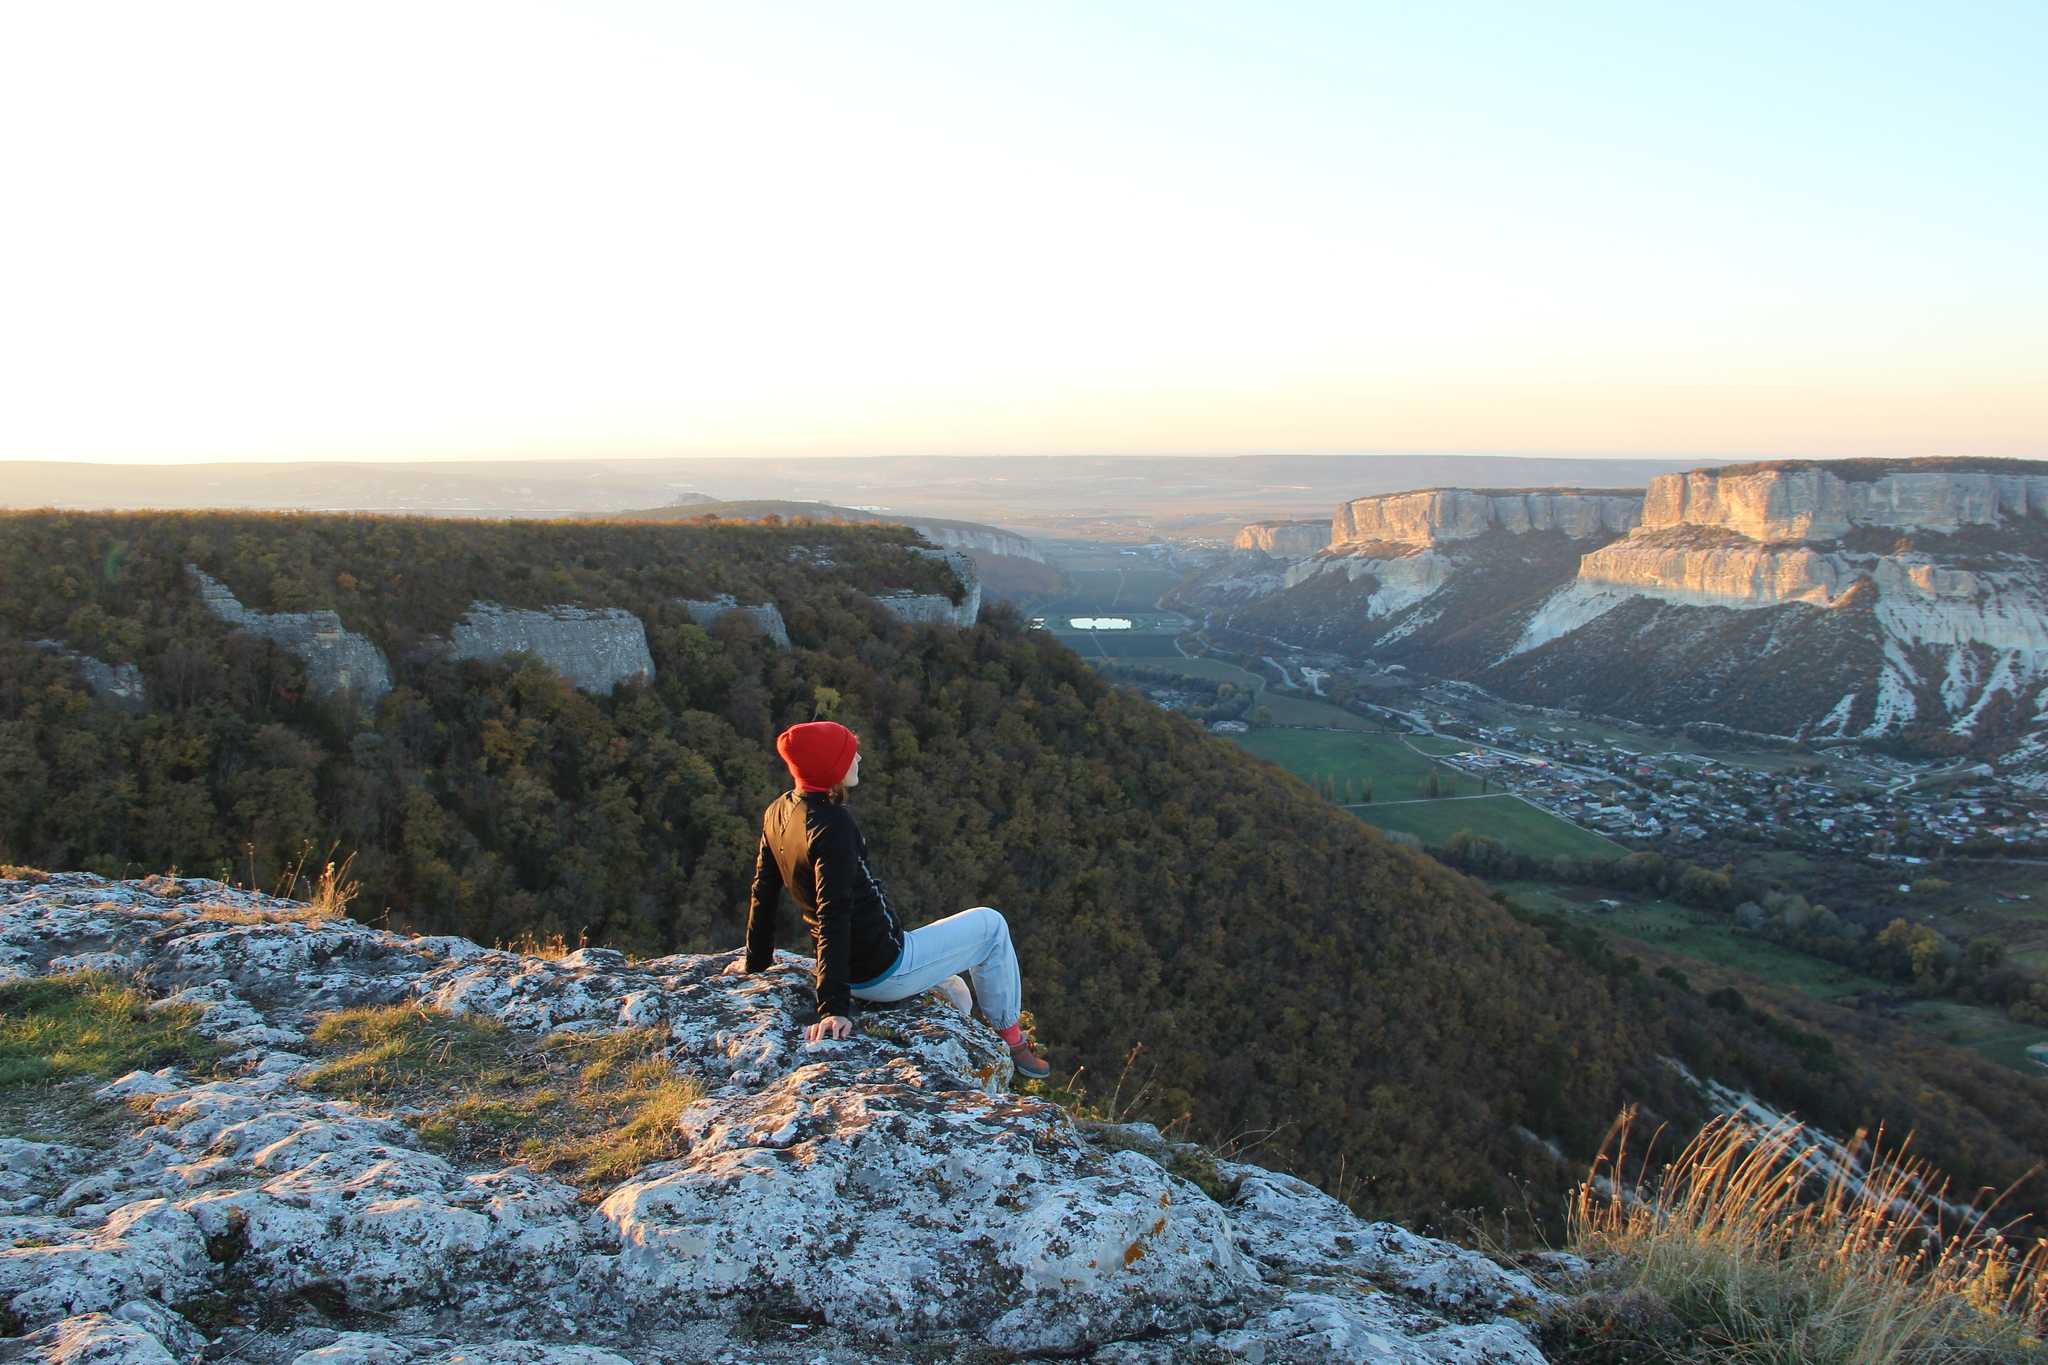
top-left (776, 721), bottom-right (859, 792)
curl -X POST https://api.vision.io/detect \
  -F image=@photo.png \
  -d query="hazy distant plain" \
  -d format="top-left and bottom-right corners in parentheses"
top-left (0, 453), bottom-right (1708, 539)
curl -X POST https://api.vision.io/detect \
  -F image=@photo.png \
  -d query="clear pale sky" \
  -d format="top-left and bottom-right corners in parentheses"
top-left (3, 1), bottom-right (2042, 464)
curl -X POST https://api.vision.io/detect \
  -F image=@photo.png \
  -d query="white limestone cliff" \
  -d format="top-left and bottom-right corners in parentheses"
top-left (678, 597), bottom-right (790, 649)
top-left (1499, 463), bottom-right (2048, 741)
top-left (1284, 553), bottom-right (1457, 619)
top-left (1333, 491), bottom-right (1641, 548)
top-left (31, 642), bottom-right (147, 714)
top-left (1519, 470), bottom-right (2048, 650)
top-left (1220, 490), bottom-right (1643, 628)
top-left (0, 870), bottom-right (1554, 1365)
top-left (187, 568), bottom-right (394, 709)
top-left (1641, 466), bottom-right (2048, 541)
top-left (875, 548), bottom-right (982, 629)
top-left (909, 523), bottom-right (1045, 564)
top-left (449, 606), bottom-right (655, 693)
top-left (1235, 522), bottom-right (1333, 557)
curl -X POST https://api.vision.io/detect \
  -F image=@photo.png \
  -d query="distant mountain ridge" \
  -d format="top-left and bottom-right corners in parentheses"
top-left (0, 453), bottom-right (1712, 535)
top-left (606, 498), bottom-right (1044, 562)
top-left (1183, 458), bottom-right (2048, 770)
top-left (605, 499), bottom-right (1061, 605)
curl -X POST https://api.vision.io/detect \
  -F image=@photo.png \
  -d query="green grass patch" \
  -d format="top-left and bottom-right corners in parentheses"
top-left (304, 1004), bottom-right (703, 1193)
top-left (1360, 794), bottom-right (1624, 861)
top-left (1897, 999), bottom-right (2048, 1074)
top-left (1502, 880), bottom-right (2048, 1068)
top-left (0, 972), bottom-right (223, 1086)
top-left (1099, 655), bottom-right (1267, 690)
top-left (303, 1002), bottom-right (518, 1093)
top-left (1038, 564), bottom-right (1186, 617)
top-left (1257, 695), bottom-right (1375, 729)
top-left (1407, 735), bottom-right (1477, 756)
top-left (1233, 729), bottom-right (1611, 857)
top-left (1232, 728), bottom-right (1437, 789)
top-left (1057, 633), bottom-right (1192, 658)
top-left (1488, 888), bottom-right (1890, 1001)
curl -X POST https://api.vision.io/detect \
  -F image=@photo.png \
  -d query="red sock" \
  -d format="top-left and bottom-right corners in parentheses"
top-left (998, 1023), bottom-right (1024, 1047)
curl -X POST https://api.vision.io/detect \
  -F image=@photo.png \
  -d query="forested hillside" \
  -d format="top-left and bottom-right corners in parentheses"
top-left (2, 511), bottom-right (2046, 1228)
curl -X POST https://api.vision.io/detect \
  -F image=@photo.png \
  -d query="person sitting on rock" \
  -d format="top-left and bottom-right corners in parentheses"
top-left (722, 719), bottom-right (1052, 1078)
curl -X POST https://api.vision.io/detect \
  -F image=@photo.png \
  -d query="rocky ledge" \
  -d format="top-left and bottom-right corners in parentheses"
top-left (0, 873), bottom-right (1558, 1365)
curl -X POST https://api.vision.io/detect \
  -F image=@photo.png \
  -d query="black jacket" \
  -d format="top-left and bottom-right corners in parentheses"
top-left (747, 790), bottom-right (906, 1019)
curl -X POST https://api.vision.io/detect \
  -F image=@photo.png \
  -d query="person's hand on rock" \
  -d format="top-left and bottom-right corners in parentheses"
top-left (805, 1015), bottom-right (853, 1042)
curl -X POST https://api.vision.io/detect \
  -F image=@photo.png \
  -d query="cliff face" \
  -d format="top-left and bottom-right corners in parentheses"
top-left (1181, 461), bottom-right (2048, 752)
top-left (679, 596), bottom-right (790, 648)
top-left (1504, 465), bottom-right (2048, 741)
top-left (31, 642), bottom-right (147, 714)
top-left (1235, 521), bottom-right (1333, 557)
top-left (910, 522), bottom-right (1044, 563)
top-left (449, 605), bottom-right (657, 693)
top-left (1, 871), bottom-right (1552, 1365)
top-left (1179, 489), bottom-right (1638, 670)
top-left (1333, 489), bottom-right (1641, 547)
top-left (190, 567), bottom-right (663, 700)
top-left (189, 568), bottom-right (395, 708)
top-left (1642, 466), bottom-right (2048, 541)
top-left (875, 548), bottom-right (982, 628)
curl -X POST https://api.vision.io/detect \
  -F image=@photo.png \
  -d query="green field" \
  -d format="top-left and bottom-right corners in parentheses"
top-left (1085, 654), bottom-right (1269, 690)
top-left (1493, 879), bottom-right (2048, 1072)
top-left (1358, 794), bottom-right (1623, 860)
top-left (1233, 728), bottom-right (1437, 790)
top-left (1056, 632), bottom-right (1193, 659)
top-left (1230, 729), bottom-right (1615, 858)
top-left (1493, 882), bottom-right (1889, 999)
top-left (1897, 1000), bottom-right (2048, 1073)
top-left (1408, 735), bottom-right (1477, 756)
top-left (1143, 656), bottom-right (1268, 689)
top-left (1037, 555), bottom-right (1188, 617)
top-left (1260, 695), bottom-right (1374, 729)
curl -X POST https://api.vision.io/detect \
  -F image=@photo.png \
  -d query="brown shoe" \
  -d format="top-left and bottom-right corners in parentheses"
top-left (1009, 1037), bottom-right (1051, 1080)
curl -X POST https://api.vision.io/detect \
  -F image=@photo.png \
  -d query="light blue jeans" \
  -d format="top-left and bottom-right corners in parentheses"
top-left (850, 906), bottom-right (1022, 1030)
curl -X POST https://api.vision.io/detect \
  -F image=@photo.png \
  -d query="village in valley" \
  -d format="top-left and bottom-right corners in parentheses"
top-left (1390, 704), bottom-right (2039, 860)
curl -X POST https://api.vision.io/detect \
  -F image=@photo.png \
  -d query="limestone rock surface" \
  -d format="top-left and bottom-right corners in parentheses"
top-left (1641, 465), bottom-right (2048, 540)
top-left (1504, 463), bottom-right (2048, 741)
top-left (449, 605), bottom-right (654, 693)
top-left (30, 643), bottom-right (147, 714)
top-left (1332, 491), bottom-right (1641, 548)
top-left (678, 597), bottom-right (790, 649)
top-left (1184, 459), bottom-right (2048, 752)
top-left (875, 548), bottom-right (981, 629)
top-left (1282, 552), bottom-right (1454, 619)
top-left (908, 524), bottom-right (1044, 563)
top-left (1235, 522), bottom-right (1333, 558)
top-left (187, 569), bottom-right (394, 709)
top-left (0, 870), bottom-right (1548, 1365)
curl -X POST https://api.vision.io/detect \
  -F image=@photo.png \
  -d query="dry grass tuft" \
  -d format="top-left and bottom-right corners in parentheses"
top-left (186, 899), bottom-right (347, 925)
top-left (1556, 1108), bottom-right (2048, 1364)
top-left (496, 930), bottom-right (577, 960)
top-left (302, 1004), bottom-right (700, 1193)
top-left (303, 855), bottom-right (361, 919)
